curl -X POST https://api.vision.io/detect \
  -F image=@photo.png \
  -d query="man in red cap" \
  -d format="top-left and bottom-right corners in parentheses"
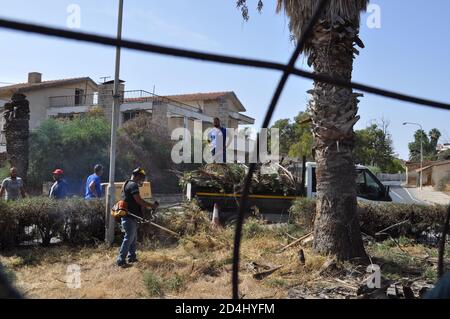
top-left (49, 169), bottom-right (68, 200)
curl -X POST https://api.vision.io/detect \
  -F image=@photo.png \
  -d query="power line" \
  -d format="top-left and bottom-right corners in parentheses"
top-left (0, 18), bottom-right (449, 111)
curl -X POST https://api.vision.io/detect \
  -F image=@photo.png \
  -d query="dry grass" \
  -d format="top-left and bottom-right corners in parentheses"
top-left (1, 223), bottom-right (447, 299)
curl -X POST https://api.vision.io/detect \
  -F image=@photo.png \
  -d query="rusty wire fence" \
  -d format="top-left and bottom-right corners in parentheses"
top-left (1, 0), bottom-right (450, 299)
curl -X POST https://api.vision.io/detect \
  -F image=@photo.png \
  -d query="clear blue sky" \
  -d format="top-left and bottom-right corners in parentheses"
top-left (1, 0), bottom-right (449, 160)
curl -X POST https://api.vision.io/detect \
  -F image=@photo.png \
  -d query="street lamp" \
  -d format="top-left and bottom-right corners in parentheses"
top-left (403, 122), bottom-right (423, 190)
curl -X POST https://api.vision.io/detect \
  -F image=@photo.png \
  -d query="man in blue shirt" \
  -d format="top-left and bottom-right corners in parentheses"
top-left (49, 169), bottom-right (68, 200)
top-left (85, 164), bottom-right (104, 199)
top-left (207, 117), bottom-right (228, 163)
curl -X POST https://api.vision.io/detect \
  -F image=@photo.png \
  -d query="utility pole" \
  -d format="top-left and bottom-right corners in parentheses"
top-left (403, 122), bottom-right (424, 190)
top-left (105, 0), bottom-right (124, 245)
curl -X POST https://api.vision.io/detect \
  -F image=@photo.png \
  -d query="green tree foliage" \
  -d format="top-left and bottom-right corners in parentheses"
top-left (408, 128), bottom-right (441, 161)
top-left (28, 112), bottom-right (178, 194)
top-left (354, 122), bottom-right (404, 173)
top-left (271, 112), bottom-right (313, 159)
top-left (116, 115), bottom-right (177, 193)
top-left (28, 113), bottom-right (110, 188)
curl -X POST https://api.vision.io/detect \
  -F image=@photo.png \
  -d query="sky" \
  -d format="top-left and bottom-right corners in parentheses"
top-left (0, 0), bottom-right (449, 160)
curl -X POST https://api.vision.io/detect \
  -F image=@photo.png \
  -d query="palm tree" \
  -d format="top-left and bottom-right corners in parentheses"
top-left (428, 128), bottom-right (441, 154)
top-left (237, 0), bottom-right (369, 260)
top-left (3, 93), bottom-right (30, 182)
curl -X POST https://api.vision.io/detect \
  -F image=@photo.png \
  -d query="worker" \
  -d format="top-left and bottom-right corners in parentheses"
top-left (117, 168), bottom-right (159, 267)
top-left (0, 167), bottom-right (26, 201)
top-left (49, 169), bottom-right (68, 200)
top-left (84, 164), bottom-right (104, 199)
top-left (207, 117), bottom-right (229, 163)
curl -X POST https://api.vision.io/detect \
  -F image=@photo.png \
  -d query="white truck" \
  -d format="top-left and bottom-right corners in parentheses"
top-left (186, 162), bottom-right (391, 223)
top-left (304, 162), bottom-right (392, 202)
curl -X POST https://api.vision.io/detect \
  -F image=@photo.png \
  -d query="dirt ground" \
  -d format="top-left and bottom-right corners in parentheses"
top-left (1, 223), bottom-right (448, 299)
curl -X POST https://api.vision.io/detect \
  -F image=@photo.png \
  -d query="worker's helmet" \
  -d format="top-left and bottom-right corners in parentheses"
top-left (52, 169), bottom-right (64, 175)
top-left (132, 167), bottom-right (146, 177)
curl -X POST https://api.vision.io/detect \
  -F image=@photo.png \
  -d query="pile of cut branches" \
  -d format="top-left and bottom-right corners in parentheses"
top-left (179, 163), bottom-right (299, 196)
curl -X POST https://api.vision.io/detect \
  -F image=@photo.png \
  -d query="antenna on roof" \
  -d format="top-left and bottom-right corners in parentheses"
top-left (100, 76), bottom-right (111, 84)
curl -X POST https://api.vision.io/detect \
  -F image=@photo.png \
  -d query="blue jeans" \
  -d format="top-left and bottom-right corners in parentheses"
top-left (117, 217), bottom-right (137, 264)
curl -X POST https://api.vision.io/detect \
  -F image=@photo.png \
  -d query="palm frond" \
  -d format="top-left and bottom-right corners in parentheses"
top-left (277, 0), bottom-right (369, 36)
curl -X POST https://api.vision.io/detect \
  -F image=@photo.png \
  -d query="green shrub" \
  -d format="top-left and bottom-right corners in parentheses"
top-left (143, 272), bottom-right (164, 297)
top-left (289, 198), bottom-right (449, 239)
top-left (166, 273), bottom-right (186, 293)
top-left (28, 116), bottom-right (110, 189)
top-left (242, 217), bottom-right (266, 238)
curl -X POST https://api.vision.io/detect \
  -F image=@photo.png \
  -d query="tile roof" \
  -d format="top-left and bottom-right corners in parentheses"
top-left (0, 77), bottom-right (98, 95)
top-left (124, 91), bottom-right (247, 112)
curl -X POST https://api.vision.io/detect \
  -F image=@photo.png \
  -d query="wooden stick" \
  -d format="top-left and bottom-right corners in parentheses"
top-left (375, 220), bottom-right (409, 236)
top-left (149, 221), bottom-right (181, 238)
top-left (286, 233), bottom-right (299, 241)
top-left (280, 232), bottom-right (313, 252)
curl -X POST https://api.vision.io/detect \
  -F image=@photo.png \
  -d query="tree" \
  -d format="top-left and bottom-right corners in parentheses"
top-left (3, 93), bottom-right (30, 181)
top-left (237, 0), bottom-right (368, 260)
top-left (270, 111), bottom-right (313, 159)
top-left (116, 115), bottom-right (177, 193)
top-left (428, 128), bottom-right (441, 155)
top-left (408, 128), bottom-right (441, 161)
top-left (28, 112), bottom-right (111, 191)
top-left (354, 122), bottom-right (400, 173)
top-left (271, 119), bottom-right (296, 156)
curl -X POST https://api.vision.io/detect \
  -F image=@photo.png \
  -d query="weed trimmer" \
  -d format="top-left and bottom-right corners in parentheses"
top-left (127, 210), bottom-right (181, 239)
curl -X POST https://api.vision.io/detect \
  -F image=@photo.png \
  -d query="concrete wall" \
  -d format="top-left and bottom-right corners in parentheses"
top-left (432, 163), bottom-right (450, 186)
top-left (98, 82), bottom-right (125, 124)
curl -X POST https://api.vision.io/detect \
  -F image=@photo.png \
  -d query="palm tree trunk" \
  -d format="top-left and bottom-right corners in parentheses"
top-left (309, 19), bottom-right (366, 260)
top-left (3, 93), bottom-right (30, 182)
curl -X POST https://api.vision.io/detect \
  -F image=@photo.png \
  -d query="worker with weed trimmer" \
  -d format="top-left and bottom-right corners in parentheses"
top-left (116, 168), bottom-right (158, 268)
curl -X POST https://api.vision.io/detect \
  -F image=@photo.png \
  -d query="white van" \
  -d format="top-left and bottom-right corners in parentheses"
top-left (305, 162), bottom-right (392, 202)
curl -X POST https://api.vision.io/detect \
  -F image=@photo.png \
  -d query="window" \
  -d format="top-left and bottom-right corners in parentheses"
top-left (356, 169), bottom-right (383, 200)
top-left (123, 110), bottom-right (144, 123)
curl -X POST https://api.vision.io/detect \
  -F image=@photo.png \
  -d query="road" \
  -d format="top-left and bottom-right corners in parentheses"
top-left (382, 181), bottom-right (428, 205)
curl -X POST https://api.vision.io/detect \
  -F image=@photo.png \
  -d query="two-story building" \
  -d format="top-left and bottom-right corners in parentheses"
top-left (0, 72), bottom-right (255, 153)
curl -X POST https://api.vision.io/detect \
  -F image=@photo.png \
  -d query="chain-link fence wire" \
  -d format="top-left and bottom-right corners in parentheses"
top-left (1, 0), bottom-right (450, 298)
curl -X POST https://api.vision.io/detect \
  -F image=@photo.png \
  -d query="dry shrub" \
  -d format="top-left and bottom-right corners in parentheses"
top-left (154, 200), bottom-right (212, 237)
top-left (288, 197), bottom-right (316, 227)
top-left (0, 197), bottom-right (104, 248)
top-left (436, 173), bottom-right (450, 192)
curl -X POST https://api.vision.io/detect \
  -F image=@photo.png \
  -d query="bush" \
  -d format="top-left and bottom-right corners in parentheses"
top-left (28, 115), bottom-right (110, 193)
top-left (436, 173), bottom-right (450, 192)
top-left (0, 197), bottom-right (105, 249)
top-left (289, 198), bottom-right (449, 239)
top-left (116, 115), bottom-right (178, 193)
top-left (153, 200), bottom-right (212, 237)
top-left (143, 272), bottom-right (164, 297)
top-left (242, 217), bottom-right (266, 238)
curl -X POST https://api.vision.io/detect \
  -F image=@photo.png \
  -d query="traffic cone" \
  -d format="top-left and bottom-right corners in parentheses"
top-left (211, 203), bottom-right (220, 227)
